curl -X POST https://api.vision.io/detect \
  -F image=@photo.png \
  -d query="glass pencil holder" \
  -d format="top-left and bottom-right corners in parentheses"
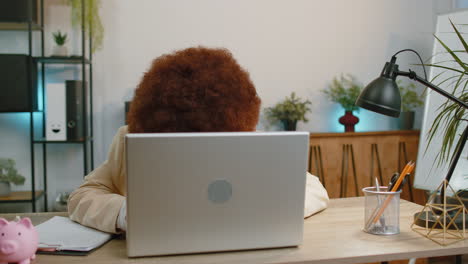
top-left (363, 186), bottom-right (401, 235)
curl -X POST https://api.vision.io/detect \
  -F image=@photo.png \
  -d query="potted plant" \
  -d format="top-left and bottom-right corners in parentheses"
top-left (52, 30), bottom-right (68, 56)
top-left (264, 92), bottom-right (312, 131)
top-left (426, 20), bottom-right (468, 166)
top-left (322, 74), bottom-right (362, 132)
top-left (0, 159), bottom-right (25, 197)
top-left (397, 80), bottom-right (424, 130)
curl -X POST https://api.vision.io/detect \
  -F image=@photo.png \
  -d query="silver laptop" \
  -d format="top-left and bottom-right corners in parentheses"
top-left (126, 132), bottom-right (309, 257)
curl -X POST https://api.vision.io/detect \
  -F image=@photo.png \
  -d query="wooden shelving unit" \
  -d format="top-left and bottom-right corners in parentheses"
top-left (0, 191), bottom-right (44, 203)
top-left (0, 22), bottom-right (42, 31)
top-left (0, 0), bottom-right (94, 212)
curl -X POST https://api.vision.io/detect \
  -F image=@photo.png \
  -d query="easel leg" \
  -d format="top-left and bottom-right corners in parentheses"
top-left (399, 142), bottom-right (414, 202)
top-left (308, 145), bottom-right (313, 173)
top-left (370, 143), bottom-right (384, 187)
top-left (340, 144), bottom-right (358, 197)
top-left (309, 145), bottom-right (326, 188)
top-left (349, 145), bottom-right (359, 196)
top-left (317, 146), bottom-right (325, 188)
top-left (340, 145), bottom-right (348, 198)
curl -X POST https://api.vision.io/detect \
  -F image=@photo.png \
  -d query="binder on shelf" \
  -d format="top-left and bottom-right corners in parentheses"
top-left (0, 54), bottom-right (38, 112)
top-left (45, 81), bottom-right (85, 141)
top-left (66, 80), bottom-right (85, 141)
top-left (0, 0), bottom-right (38, 24)
top-left (45, 83), bottom-right (66, 140)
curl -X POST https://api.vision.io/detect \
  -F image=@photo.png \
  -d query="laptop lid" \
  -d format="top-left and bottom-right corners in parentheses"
top-left (126, 132), bottom-right (309, 257)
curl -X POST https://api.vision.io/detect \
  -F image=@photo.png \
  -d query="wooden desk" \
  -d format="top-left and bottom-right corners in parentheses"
top-left (1, 197), bottom-right (466, 264)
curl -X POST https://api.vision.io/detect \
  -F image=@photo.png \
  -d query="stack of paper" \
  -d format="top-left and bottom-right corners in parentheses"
top-left (35, 216), bottom-right (112, 254)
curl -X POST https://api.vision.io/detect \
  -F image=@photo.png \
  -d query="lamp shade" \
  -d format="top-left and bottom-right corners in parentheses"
top-left (355, 76), bottom-right (401, 117)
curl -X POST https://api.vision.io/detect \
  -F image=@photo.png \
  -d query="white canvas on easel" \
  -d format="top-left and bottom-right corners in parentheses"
top-left (413, 9), bottom-right (468, 192)
top-left (45, 83), bottom-right (66, 141)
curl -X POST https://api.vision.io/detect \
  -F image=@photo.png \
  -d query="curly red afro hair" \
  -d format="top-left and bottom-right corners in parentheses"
top-left (127, 47), bottom-right (261, 133)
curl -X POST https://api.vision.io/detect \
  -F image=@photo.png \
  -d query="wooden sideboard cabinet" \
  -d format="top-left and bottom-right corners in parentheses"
top-left (308, 130), bottom-right (426, 205)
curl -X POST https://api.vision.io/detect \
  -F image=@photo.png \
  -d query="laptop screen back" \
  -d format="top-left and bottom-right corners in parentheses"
top-left (126, 132), bottom-right (309, 257)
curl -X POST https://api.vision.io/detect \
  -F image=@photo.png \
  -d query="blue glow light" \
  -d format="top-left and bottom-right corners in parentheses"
top-left (37, 82), bottom-right (44, 111)
top-left (332, 107), bottom-right (344, 132)
top-left (11, 113), bottom-right (30, 124)
top-left (355, 110), bottom-right (370, 132)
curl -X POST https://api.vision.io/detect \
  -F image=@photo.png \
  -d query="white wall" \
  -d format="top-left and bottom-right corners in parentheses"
top-left (93, 0), bottom-right (453, 161)
top-left (0, 0), bottom-right (455, 211)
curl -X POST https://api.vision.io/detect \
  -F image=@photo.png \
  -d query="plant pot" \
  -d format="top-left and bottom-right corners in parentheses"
top-left (281, 119), bottom-right (297, 131)
top-left (0, 181), bottom-right (11, 197)
top-left (399, 111), bottom-right (415, 130)
top-left (52, 45), bottom-right (68, 57)
top-left (339, 111), bottom-right (359, 132)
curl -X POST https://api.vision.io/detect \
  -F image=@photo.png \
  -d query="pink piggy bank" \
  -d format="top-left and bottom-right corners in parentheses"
top-left (0, 217), bottom-right (38, 264)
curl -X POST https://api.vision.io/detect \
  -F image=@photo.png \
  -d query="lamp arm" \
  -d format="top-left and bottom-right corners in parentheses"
top-left (444, 125), bottom-right (468, 183)
top-left (397, 70), bottom-right (468, 188)
top-left (396, 70), bottom-right (468, 110)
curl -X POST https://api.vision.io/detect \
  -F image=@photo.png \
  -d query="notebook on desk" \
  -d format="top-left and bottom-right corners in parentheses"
top-left (35, 216), bottom-right (112, 256)
top-left (126, 132), bottom-right (310, 257)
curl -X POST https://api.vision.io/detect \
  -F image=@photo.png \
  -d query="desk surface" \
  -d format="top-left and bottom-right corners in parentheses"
top-left (1, 197), bottom-right (467, 264)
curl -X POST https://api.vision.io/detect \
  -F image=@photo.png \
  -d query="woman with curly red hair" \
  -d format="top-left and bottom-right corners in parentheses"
top-left (68, 47), bottom-right (328, 233)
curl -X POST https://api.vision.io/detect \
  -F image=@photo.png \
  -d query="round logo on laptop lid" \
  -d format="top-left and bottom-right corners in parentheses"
top-left (207, 180), bottom-right (232, 203)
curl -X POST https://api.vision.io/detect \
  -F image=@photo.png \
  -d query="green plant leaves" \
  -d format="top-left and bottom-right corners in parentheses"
top-left (0, 159), bottom-right (25, 186)
top-left (322, 74), bottom-right (362, 112)
top-left (264, 92), bottom-right (312, 124)
top-left (397, 80), bottom-right (424, 112)
top-left (450, 20), bottom-right (468, 57)
top-left (426, 20), bottom-right (468, 166)
top-left (52, 31), bottom-right (67, 46)
top-left (67, 0), bottom-right (104, 53)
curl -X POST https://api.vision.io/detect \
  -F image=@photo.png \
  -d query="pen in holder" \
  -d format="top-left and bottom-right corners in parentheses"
top-left (363, 186), bottom-right (402, 235)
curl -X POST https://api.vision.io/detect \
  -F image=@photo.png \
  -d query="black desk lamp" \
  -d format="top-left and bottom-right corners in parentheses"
top-left (356, 49), bottom-right (468, 185)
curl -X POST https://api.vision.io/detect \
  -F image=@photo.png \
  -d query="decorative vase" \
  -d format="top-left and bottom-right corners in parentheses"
top-left (281, 119), bottom-right (297, 131)
top-left (399, 111), bottom-right (415, 130)
top-left (0, 181), bottom-right (11, 197)
top-left (339, 111), bottom-right (359, 132)
top-left (52, 45), bottom-right (68, 56)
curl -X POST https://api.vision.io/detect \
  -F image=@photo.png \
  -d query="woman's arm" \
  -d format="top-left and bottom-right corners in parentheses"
top-left (68, 126), bottom-right (128, 233)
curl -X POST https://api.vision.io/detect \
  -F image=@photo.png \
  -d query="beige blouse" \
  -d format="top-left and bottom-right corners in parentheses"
top-left (68, 126), bottom-right (329, 233)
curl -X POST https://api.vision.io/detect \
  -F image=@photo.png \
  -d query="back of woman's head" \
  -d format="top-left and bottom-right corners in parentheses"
top-left (127, 47), bottom-right (261, 133)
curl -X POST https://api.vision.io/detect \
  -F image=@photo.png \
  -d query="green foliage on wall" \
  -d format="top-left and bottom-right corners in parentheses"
top-left (66, 0), bottom-right (104, 53)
